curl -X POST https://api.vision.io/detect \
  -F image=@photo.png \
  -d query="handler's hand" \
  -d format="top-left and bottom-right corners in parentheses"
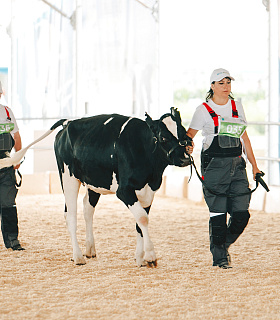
top-left (186, 141), bottom-right (194, 154)
top-left (252, 167), bottom-right (261, 181)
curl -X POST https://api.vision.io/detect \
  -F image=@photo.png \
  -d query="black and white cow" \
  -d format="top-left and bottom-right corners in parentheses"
top-left (0, 107), bottom-right (192, 267)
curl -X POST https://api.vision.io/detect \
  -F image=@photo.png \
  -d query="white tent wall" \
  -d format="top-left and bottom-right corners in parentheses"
top-left (9, 0), bottom-right (75, 120)
top-left (8, 0), bottom-right (159, 122)
top-left (267, 0), bottom-right (280, 185)
top-left (81, 0), bottom-right (159, 118)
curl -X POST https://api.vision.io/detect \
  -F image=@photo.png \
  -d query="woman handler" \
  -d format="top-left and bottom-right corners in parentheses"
top-left (186, 68), bottom-right (261, 269)
top-left (0, 81), bottom-right (24, 250)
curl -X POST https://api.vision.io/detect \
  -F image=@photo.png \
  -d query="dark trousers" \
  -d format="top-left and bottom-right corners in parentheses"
top-left (202, 156), bottom-right (251, 265)
top-left (0, 167), bottom-right (19, 248)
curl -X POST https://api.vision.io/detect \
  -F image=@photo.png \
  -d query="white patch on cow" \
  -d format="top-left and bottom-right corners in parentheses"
top-left (135, 184), bottom-right (155, 208)
top-left (162, 116), bottom-right (178, 139)
top-left (119, 117), bottom-right (132, 136)
top-left (85, 172), bottom-right (118, 195)
top-left (104, 117), bottom-right (113, 125)
top-left (135, 233), bottom-right (144, 266)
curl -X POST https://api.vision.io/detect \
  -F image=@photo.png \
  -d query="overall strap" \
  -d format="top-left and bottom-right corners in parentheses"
top-left (231, 100), bottom-right (238, 118)
top-left (4, 106), bottom-right (11, 121)
top-left (203, 103), bottom-right (219, 134)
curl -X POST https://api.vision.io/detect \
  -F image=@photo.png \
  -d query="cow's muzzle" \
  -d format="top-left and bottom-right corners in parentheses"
top-left (159, 140), bottom-right (192, 167)
top-left (180, 155), bottom-right (192, 167)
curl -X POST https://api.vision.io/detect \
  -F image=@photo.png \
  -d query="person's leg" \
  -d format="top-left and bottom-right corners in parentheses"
top-left (1, 206), bottom-right (24, 249)
top-left (209, 213), bottom-right (230, 268)
top-left (226, 211), bottom-right (250, 247)
top-left (1, 209), bottom-right (12, 248)
top-left (226, 157), bottom-right (251, 250)
top-left (202, 157), bottom-right (233, 268)
top-left (0, 167), bottom-right (24, 250)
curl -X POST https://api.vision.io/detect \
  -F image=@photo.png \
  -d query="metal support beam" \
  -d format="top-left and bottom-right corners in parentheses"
top-left (41, 0), bottom-right (70, 19)
top-left (10, 0), bottom-right (17, 112)
top-left (268, 0), bottom-right (280, 185)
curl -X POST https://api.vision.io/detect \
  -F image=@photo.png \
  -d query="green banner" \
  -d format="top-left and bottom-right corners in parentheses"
top-left (0, 123), bottom-right (14, 134)
top-left (219, 121), bottom-right (246, 138)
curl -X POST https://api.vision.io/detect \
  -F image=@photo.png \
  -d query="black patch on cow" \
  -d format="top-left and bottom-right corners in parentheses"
top-left (88, 189), bottom-right (101, 207)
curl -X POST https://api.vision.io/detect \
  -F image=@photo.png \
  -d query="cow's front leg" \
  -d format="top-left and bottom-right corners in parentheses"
top-left (132, 201), bottom-right (156, 266)
top-left (135, 206), bottom-right (151, 267)
top-left (83, 189), bottom-right (100, 258)
top-left (62, 166), bottom-right (85, 265)
top-left (117, 187), bottom-right (156, 267)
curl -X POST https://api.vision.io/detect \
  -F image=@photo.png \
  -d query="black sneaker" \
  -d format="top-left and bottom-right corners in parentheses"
top-left (213, 259), bottom-right (232, 269)
top-left (219, 262), bottom-right (232, 269)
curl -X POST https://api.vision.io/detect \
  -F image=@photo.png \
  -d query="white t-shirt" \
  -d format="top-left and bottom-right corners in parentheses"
top-left (0, 104), bottom-right (19, 138)
top-left (189, 99), bottom-right (247, 151)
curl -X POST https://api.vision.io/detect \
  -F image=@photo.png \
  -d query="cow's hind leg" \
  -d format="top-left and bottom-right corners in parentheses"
top-left (83, 189), bottom-right (100, 258)
top-left (62, 166), bottom-right (85, 265)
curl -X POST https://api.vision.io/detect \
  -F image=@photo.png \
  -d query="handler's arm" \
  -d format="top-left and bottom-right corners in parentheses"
top-left (13, 131), bottom-right (22, 169)
top-left (242, 130), bottom-right (261, 180)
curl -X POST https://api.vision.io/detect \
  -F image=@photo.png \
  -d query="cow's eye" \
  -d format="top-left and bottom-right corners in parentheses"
top-left (179, 140), bottom-right (187, 146)
top-left (161, 137), bottom-right (168, 142)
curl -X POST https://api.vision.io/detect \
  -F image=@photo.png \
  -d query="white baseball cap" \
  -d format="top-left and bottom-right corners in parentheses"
top-left (0, 81), bottom-right (3, 94)
top-left (210, 68), bottom-right (235, 84)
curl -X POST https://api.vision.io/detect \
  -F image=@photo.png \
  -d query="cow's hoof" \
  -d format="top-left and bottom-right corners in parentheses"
top-left (85, 254), bottom-right (96, 259)
top-left (135, 256), bottom-right (146, 267)
top-left (136, 259), bottom-right (157, 268)
top-left (71, 256), bottom-right (86, 265)
top-left (144, 251), bottom-right (157, 264)
top-left (137, 261), bottom-right (147, 267)
top-left (147, 260), bottom-right (157, 268)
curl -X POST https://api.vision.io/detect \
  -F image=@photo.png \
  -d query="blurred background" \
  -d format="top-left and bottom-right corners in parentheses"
top-left (0, 0), bottom-right (279, 192)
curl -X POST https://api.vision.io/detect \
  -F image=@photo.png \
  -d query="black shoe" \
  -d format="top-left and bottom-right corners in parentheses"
top-left (213, 261), bottom-right (232, 269)
top-left (213, 259), bottom-right (232, 269)
top-left (219, 262), bottom-right (232, 269)
top-left (12, 244), bottom-right (25, 251)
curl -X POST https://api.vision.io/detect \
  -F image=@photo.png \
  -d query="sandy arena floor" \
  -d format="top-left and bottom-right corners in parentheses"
top-left (0, 193), bottom-right (280, 320)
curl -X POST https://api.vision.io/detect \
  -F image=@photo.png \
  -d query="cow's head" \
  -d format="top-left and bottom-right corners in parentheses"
top-left (145, 107), bottom-right (192, 167)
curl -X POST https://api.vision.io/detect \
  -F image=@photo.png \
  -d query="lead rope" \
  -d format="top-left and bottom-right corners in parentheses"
top-left (189, 156), bottom-right (269, 198)
top-left (15, 169), bottom-right (22, 188)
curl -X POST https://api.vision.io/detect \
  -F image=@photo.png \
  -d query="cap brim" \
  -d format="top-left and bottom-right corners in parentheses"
top-left (210, 75), bottom-right (235, 84)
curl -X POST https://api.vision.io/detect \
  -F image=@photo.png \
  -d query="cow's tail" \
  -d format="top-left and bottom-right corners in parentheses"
top-left (0, 119), bottom-right (68, 170)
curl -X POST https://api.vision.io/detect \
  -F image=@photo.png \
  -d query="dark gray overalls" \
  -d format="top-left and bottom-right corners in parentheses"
top-left (0, 110), bottom-right (21, 249)
top-left (201, 100), bottom-right (251, 267)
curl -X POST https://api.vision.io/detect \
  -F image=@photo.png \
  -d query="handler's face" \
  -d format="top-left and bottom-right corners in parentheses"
top-left (211, 77), bottom-right (231, 98)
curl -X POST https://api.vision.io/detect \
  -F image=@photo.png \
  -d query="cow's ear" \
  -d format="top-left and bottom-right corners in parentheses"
top-left (145, 112), bottom-right (157, 133)
top-left (171, 107), bottom-right (182, 123)
top-left (145, 112), bottom-right (153, 127)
